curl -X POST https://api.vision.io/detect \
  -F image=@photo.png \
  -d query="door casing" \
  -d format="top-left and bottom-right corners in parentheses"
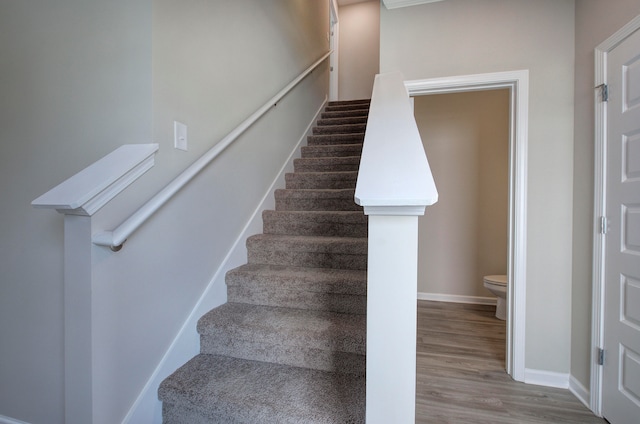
top-left (405, 69), bottom-right (529, 382)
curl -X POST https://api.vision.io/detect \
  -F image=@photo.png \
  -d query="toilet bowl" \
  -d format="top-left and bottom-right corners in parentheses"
top-left (483, 275), bottom-right (508, 320)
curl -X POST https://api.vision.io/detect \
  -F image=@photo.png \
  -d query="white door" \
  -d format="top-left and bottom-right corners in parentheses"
top-left (602, 26), bottom-right (640, 424)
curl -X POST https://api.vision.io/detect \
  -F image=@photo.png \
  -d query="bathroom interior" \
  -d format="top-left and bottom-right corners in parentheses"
top-left (414, 88), bottom-right (510, 326)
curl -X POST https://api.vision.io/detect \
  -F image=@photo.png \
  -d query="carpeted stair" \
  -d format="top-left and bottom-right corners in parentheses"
top-left (158, 99), bottom-right (370, 423)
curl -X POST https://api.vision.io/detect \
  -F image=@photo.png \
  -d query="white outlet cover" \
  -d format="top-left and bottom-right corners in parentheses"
top-left (174, 121), bottom-right (187, 151)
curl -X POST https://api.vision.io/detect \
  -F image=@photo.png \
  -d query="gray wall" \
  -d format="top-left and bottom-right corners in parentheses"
top-left (338, 0), bottom-right (380, 100)
top-left (415, 90), bottom-right (510, 298)
top-left (0, 0), bottom-right (329, 422)
top-left (381, 0), bottom-right (576, 374)
top-left (571, 0), bottom-right (640, 393)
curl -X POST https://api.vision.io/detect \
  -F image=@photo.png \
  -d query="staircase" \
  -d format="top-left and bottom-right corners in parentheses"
top-left (158, 99), bottom-right (371, 423)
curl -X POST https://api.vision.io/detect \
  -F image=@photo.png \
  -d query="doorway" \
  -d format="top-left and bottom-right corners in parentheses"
top-left (414, 89), bottom-right (510, 308)
top-left (405, 70), bottom-right (529, 381)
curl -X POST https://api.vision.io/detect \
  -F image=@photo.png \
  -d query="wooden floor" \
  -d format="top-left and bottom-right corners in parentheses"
top-left (415, 301), bottom-right (606, 424)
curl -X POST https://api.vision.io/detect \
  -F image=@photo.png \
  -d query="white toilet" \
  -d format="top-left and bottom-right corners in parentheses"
top-left (483, 275), bottom-right (508, 320)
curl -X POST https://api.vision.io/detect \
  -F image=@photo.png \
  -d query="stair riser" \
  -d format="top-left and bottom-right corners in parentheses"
top-left (325, 104), bottom-right (370, 112)
top-left (307, 134), bottom-right (364, 145)
top-left (162, 404), bottom-right (226, 424)
top-left (313, 124), bottom-right (366, 135)
top-left (227, 286), bottom-right (366, 314)
top-left (200, 337), bottom-right (365, 375)
top-left (321, 109), bottom-right (369, 119)
top-left (274, 189), bottom-right (360, 211)
top-left (316, 117), bottom-right (367, 126)
top-left (328, 99), bottom-right (370, 107)
top-left (275, 198), bottom-right (362, 212)
top-left (263, 220), bottom-right (367, 237)
top-left (285, 173), bottom-right (357, 190)
top-left (293, 159), bottom-right (360, 173)
top-left (248, 249), bottom-right (366, 270)
top-left (301, 144), bottom-right (363, 158)
top-left (262, 210), bottom-right (367, 237)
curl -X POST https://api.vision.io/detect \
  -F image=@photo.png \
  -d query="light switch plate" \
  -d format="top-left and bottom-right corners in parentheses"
top-left (174, 121), bottom-right (187, 151)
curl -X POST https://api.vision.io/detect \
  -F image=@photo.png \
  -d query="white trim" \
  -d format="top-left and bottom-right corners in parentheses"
top-left (355, 72), bottom-right (438, 211)
top-left (524, 368), bottom-right (570, 389)
top-left (405, 69), bottom-right (529, 383)
top-left (382, 0), bottom-right (445, 10)
top-left (329, 0), bottom-right (339, 101)
top-left (570, 374), bottom-right (592, 409)
top-left (0, 415), bottom-right (31, 424)
top-left (122, 98), bottom-right (328, 424)
top-left (417, 292), bottom-right (497, 305)
top-left (591, 13), bottom-right (640, 417)
top-left (363, 205), bottom-right (426, 216)
top-left (32, 144), bottom-right (158, 216)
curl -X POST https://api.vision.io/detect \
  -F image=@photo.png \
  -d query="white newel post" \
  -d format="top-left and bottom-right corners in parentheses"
top-left (356, 72), bottom-right (437, 423)
top-left (365, 212), bottom-right (421, 422)
top-left (32, 144), bottom-right (158, 423)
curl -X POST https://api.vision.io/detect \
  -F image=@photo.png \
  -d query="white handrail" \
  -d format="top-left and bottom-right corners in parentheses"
top-left (355, 72), bottom-right (438, 214)
top-left (93, 51), bottom-right (331, 250)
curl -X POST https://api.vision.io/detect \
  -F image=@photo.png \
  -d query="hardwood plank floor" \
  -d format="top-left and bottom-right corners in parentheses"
top-left (416, 300), bottom-right (606, 424)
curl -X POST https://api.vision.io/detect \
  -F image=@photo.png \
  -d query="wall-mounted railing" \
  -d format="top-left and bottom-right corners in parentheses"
top-left (90, 51), bottom-right (331, 251)
top-left (355, 71), bottom-right (438, 423)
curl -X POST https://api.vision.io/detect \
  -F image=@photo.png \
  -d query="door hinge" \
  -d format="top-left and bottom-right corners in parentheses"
top-left (596, 83), bottom-right (608, 102)
top-left (599, 216), bottom-right (609, 234)
top-left (598, 348), bottom-right (605, 366)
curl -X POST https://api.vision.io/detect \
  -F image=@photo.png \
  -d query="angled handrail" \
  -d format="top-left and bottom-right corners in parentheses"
top-left (357, 71), bottom-right (437, 423)
top-left (93, 51), bottom-right (331, 251)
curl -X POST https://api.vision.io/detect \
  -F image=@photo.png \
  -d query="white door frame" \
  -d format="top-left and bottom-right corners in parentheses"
top-left (405, 69), bottom-right (529, 382)
top-left (591, 14), bottom-right (640, 416)
top-left (329, 0), bottom-right (339, 101)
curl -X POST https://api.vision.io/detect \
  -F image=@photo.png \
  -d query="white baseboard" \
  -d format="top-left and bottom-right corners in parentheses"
top-left (524, 368), bottom-right (570, 389)
top-left (122, 97), bottom-right (328, 424)
top-left (417, 292), bottom-right (497, 305)
top-left (569, 374), bottom-right (591, 409)
top-left (0, 415), bottom-right (31, 424)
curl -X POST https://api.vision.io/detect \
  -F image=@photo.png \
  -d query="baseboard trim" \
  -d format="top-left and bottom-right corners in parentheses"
top-left (0, 415), bottom-right (31, 424)
top-left (524, 368), bottom-right (570, 389)
top-left (417, 292), bottom-right (497, 305)
top-left (569, 374), bottom-right (591, 409)
top-left (121, 97), bottom-right (328, 424)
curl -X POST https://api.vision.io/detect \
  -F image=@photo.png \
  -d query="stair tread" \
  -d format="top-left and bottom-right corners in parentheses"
top-left (197, 303), bottom-right (366, 354)
top-left (285, 171), bottom-right (358, 190)
top-left (263, 209), bottom-right (366, 218)
top-left (275, 188), bottom-right (356, 197)
top-left (313, 124), bottom-right (366, 134)
top-left (293, 156), bottom-right (361, 173)
top-left (301, 144), bottom-right (363, 158)
top-left (248, 233), bottom-right (367, 249)
top-left (226, 264), bottom-right (367, 294)
top-left (158, 354), bottom-right (365, 424)
top-left (296, 156), bottom-right (361, 162)
top-left (317, 117), bottom-right (367, 126)
top-left (307, 133), bottom-right (365, 145)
